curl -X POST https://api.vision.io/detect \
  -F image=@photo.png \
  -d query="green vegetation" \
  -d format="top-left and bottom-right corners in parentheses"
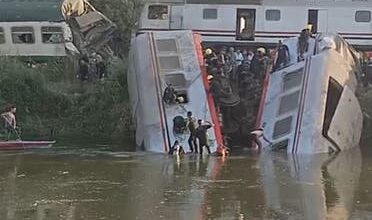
top-left (0, 57), bottom-right (133, 143)
top-left (0, 0), bottom-right (146, 144)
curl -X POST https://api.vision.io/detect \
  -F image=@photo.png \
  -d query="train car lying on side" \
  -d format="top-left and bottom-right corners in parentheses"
top-left (258, 33), bottom-right (363, 154)
top-left (127, 30), bottom-right (224, 154)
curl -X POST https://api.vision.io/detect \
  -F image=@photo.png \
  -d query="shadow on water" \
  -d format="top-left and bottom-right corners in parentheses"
top-left (0, 139), bottom-right (372, 219)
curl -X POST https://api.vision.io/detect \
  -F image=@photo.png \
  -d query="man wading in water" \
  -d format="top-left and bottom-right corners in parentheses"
top-left (1, 105), bottom-right (19, 141)
top-left (195, 120), bottom-right (213, 155)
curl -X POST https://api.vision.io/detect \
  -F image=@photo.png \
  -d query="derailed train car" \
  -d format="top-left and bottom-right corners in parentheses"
top-left (258, 33), bottom-right (363, 154)
top-left (129, 30), bottom-right (364, 154)
top-left (127, 30), bottom-right (224, 154)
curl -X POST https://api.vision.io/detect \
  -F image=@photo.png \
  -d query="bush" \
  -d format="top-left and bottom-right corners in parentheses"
top-left (0, 57), bottom-right (133, 143)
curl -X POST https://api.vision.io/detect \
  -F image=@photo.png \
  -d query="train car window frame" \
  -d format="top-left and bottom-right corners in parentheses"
top-left (41, 26), bottom-right (64, 44)
top-left (272, 116), bottom-right (293, 140)
top-left (11, 26), bottom-right (35, 44)
top-left (265, 9), bottom-right (281, 21)
top-left (355, 10), bottom-right (371, 22)
top-left (203, 8), bottom-right (218, 20)
top-left (236, 8), bottom-right (256, 41)
top-left (0, 27), bottom-right (5, 44)
top-left (148, 5), bottom-right (169, 20)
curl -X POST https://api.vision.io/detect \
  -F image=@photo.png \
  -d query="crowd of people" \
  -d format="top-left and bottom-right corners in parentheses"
top-left (170, 111), bottom-right (214, 156)
top-left (78, 52), bottom-right (107, 81)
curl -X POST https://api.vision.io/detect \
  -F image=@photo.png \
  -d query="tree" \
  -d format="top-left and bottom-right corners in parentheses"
top-left (90, 0), bottom-right (145, 56)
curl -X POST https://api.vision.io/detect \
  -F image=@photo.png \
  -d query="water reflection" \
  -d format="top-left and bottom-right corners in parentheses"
top-left (0, 147), bottom-right (367, 220)
top-left (259, 149), bottom-right (361, 220)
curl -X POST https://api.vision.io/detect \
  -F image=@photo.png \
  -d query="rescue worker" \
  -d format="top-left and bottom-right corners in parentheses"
top-left (186, 111), bottom-right (198, 153)
top-left (195, 120), bottom-right (213, 155)
top-left (250, 47), bottom-right (269, 81)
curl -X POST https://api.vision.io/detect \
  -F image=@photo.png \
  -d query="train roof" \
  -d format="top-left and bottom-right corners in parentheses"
top-left (0, 0), bottom-right (63, 22)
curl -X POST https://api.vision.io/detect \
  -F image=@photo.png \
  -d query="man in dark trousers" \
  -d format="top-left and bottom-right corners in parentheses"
top-left (274, 40), bottom-right (290, 70)
top-left (186, 111), bottom-right (198, 153)
top-left (195, 120), bottom-right (213, 155)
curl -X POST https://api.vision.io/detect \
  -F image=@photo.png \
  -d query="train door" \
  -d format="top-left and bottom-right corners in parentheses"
top-left (169, 6), bottom-right (183, 30)
top-left (236, 9), bottom-right (256, 41)
top-left (146, 4), bottom-right (170, 29)
top-left (308, 9), bottom-right (328, 34)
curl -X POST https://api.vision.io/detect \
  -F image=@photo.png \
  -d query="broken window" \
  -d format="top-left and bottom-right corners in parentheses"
top-left (11, 26), bottom-right (34, 44)
top-left (41, 26), bottom-right (63, 44)
top-left (236, 9), bottom-right (256, 41)
top-left (0, 27), bottom-right (4, 44)
top-left (148, 5), bottom-right (168, 20)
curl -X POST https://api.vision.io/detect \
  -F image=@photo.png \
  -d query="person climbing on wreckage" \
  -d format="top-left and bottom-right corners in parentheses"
top-left (297, 24), bottom-right (313, 62)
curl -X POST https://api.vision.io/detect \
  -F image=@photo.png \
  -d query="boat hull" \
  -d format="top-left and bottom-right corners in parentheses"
top-left (0, 141), bottom-right (56, 150)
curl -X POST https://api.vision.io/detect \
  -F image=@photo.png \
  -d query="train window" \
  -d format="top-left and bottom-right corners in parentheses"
top-left (278, 91), bottom-right (300, 115)
top-left (282, 69), bottom-right (303, 92)
top-left (158, 56), bottom-right (181, 71)
top-left (156, 39), bottom-right (177, 53)
top-left (265, 10), bottom-right (281, 21)
top-left (272, 116), bottom-right (292, 139)
top-left (203, 9), bottom-right (218, 20)
top-left (0, 27), bottom-right (4, 44)
top-left (355, 10), bottom-right (371, 22)
top-left (41, 26), bottom-right (63, 44)
top-left (148, 5), bottom-right (168, 20)
top-left (236, 9), bottom-right (256, 41)
top-left (11, 27), bottom-right (34, 44)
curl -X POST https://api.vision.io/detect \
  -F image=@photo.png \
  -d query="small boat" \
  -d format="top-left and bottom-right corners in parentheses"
top-left (0, 140), bottom-right (56, 150)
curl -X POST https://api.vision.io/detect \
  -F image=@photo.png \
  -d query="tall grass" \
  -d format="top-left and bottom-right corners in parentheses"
top-left (0, 57), bottom-right (133, 143)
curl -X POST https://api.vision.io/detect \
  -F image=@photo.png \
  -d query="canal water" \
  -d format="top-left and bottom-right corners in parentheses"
top-left (0, 142), bottom-right (372, 220)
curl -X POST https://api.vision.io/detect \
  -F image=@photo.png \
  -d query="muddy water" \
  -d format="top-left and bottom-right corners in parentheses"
top-left (0, 144), bottom-right (372, 220)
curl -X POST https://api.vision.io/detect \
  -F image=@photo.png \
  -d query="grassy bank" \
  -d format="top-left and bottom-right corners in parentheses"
top-left (0, 57), bottom-right (134, 144)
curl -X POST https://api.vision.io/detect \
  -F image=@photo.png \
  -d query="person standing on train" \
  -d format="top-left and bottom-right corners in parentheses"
top-left (274, 40), bottom-right (290, 70)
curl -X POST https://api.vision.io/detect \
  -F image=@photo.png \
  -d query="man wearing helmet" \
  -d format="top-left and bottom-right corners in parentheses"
top-left (250, 47), bottom-right (269, 80)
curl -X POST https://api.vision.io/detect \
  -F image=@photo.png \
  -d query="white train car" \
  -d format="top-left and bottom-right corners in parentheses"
top-left (0, 0), bottom-right (70, 56)
top-left (138, 0), bottom-right (372, 50)
top-left (128, 30), bottom-right (224, 154)
top-left (259, 34), bottom-right (363, 154)
top-left (0, 22), bottom-right (69, 57)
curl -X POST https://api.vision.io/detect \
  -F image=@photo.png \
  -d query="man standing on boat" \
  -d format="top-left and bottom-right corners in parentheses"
top-left (1, 105), bottom-right (18, 140)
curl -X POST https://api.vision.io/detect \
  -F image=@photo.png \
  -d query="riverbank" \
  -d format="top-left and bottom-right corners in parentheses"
top-left (0, 57), bottom-right (134, 145)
